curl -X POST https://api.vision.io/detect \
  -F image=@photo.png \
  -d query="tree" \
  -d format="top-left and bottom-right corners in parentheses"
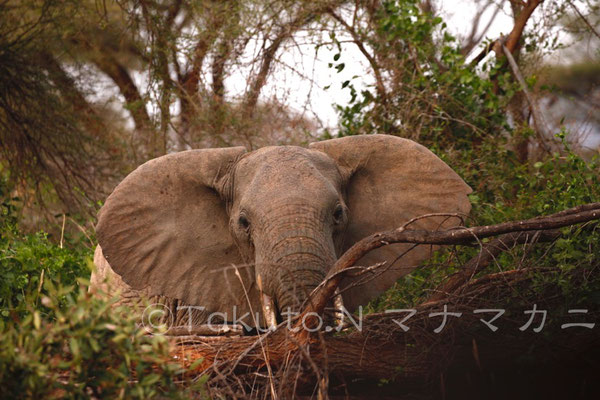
top-left (0, 0), bottom-right (348, 225)
top-left (0, 0), bottom-right (123, 223)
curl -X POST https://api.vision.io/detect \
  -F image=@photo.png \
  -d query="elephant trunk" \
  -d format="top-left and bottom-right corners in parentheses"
top-left (274, 252), bottom-right (328, 315)
top-left (255, 219), bottom-right (337, 324)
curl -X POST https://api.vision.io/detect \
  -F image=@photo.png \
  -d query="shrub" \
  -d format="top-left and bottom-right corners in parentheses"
top-left (0, 180), bottom-right (91, 325)
top-left (0, 180), bottom-right (204, 398)
top-left (0, 284), bottom-right (202, 399)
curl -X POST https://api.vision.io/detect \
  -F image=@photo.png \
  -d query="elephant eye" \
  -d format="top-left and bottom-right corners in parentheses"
top-left (333, 204), bottom-right (345, 224)
top-left (238, 214), bottom-right (250, 231)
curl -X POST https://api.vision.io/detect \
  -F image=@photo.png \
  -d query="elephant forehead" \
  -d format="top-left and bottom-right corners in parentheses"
top-left (235, 146), bottom-right (343, 192)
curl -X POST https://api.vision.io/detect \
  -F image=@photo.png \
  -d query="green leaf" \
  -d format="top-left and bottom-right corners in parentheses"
top-left (189, 357), bottom-right (205, 370)
top-left (33, 311), bottom-right (41, 330)
top-left (69, 337), bottom-right (80, 358)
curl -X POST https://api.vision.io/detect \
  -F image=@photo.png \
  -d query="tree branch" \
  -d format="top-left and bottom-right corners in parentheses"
top-left (461, 0), bottom-right (501, 56)
top-left (425, 229), bottom-right (560, 303)
top-left (242, 0), bottom-right (344, 119)
top-left (177, 3), bottom-right (232, 144)
top-left (502, 44), bottom-right (553, 154)
top-left (328, 9), bottom-right (388, 103)
top-left (165, 204), bottom-right (599, 395)
top-left (495, 0), bottom-right (542, 55)
top-left (308, 203), bottom-right (600, 317)
top-left (91, 53), bottom-right (152, 133)
top-left (39, 52), bottom-right (108, 138)
top-left (471, 0), bottom-right (542, 66)
top-left (566, 0), bottom-right (600, 40)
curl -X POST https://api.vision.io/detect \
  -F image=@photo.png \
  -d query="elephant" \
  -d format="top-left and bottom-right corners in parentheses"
top-left (91, 134), bottom-right (471, 332)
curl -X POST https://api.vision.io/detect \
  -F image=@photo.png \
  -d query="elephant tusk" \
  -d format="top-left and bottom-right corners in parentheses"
top-left (334, 288), bottom-right (345, 326)
top-left (257, 274), bottom-right (277, 329)
top-left (261, 293), bottom-right (278, 329)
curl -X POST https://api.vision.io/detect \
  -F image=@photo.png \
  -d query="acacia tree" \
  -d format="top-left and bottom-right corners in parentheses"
top-left (74, 0), bottom-right (351, 154)
top-left (1, 0), bottom-right (348, 224)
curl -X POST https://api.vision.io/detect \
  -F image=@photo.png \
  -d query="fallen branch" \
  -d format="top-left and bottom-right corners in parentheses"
top-left (308, 203), bottom-right (600, 317)
top-left (173, 267), bottom-right (599, 397)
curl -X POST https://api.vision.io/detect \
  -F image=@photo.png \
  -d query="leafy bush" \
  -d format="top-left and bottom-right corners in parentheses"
top-left (331, 0), bottom-right (514, 150)
top-left (0, 180), bottom-right (91, 326)
top-left (0, 180), bottom-right (203, 398)
top-left (0, 284), bottom-right (202, 399)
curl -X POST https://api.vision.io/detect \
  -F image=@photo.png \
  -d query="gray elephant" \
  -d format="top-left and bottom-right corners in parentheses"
top-left (91, 134), bottom-right (471, 332)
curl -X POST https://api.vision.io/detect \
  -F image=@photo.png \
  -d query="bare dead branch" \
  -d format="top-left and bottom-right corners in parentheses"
top-left (159, 204), bottom-right (600, 397)
top-left (172, 266), bottom-right (599, 396)
top-left (166, 324), bottom-right (243, 337)
top-left (308, 203), bottom-right (600, 317)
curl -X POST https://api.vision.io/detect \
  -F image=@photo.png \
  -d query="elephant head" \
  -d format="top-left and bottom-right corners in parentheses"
top-left (96, 134), bottom-right (471, 329)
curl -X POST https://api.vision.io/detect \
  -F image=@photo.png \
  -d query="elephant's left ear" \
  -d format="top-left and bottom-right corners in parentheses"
top-left (310, 134), bottom-right (472, 309)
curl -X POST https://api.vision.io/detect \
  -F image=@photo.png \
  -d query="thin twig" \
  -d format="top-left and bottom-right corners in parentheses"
top-left (502, 44), bottom-right (553, 154)
top-left (566, 0), bottom-right (600, 40)
top-left (59, 213), bottom-right (66, 249)
top-left (425, 229), bottom-right (560, 303)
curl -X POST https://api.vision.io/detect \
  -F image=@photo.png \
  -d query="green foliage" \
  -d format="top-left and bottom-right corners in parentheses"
top-left (0, 180), bottom-right (91, 325)
top-left (332, 0), bottom-right (513, 149)
top-left (0, 181), bottom-right (203, 398)
top-left (0, 285), bottom-right (197, 399)
top-left (459, 132), bottom-right (599, 223)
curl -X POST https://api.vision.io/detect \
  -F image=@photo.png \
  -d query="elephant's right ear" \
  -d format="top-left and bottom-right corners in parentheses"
top-left (310, 134), bottom-right (472, 310)
top-left (96, 147), bottom-right (257, 313)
